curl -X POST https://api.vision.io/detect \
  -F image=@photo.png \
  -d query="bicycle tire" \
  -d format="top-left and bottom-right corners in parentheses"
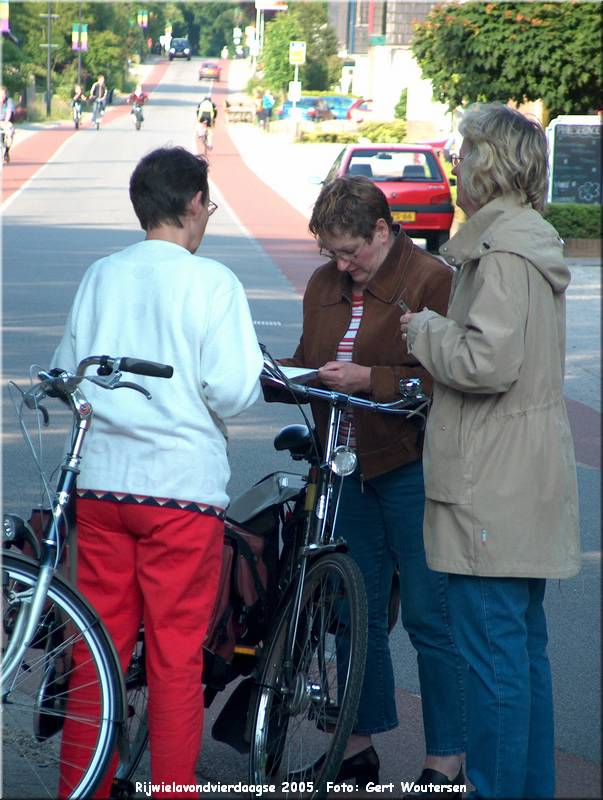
top-left (249, 552), bottom-right (368, 798)
top-left (2, 552), bottom-right (124, 799)
top-left (112, 627), bottom-right (149, 789)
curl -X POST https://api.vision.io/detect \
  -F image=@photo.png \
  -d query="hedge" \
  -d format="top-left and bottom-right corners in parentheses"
top-left (543, 203), bottom-right (601, 240)
top-left (298, 120), bottom-right (408, 145)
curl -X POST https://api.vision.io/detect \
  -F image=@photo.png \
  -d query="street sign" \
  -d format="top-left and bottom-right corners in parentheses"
top-left (547, 116), bottom-right (602, 204)
top-left (255, 0), bottom-right (288, 10)
top-left (289, 41), bottom-right (306, 66)
top-left (288, 80), bottom-right (302, 102)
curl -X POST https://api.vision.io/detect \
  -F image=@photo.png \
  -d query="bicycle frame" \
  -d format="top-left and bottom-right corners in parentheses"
top-left (259, 352), bottom-right (430, 672)
top-left (2, 355), bottom-right (170, 685)
top-left (2, 378), bottom-right (92, 683)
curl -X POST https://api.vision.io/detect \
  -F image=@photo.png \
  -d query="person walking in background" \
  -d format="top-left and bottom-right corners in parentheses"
top-left (400, 103), bottom-right (580, 798)
top-left (261, 90), bottom-right (275, 130)
top-left (267, 176), bottom-right (467, 792)
top-left (53, 146), bottom-right (263, 798)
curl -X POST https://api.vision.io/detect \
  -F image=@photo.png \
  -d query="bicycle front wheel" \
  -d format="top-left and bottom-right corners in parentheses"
top-left (2, 553), bottom-right (124, 799)
top-left (249, 552), bottom-right (368, 798)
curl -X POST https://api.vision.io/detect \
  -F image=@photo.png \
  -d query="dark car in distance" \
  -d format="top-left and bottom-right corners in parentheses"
top-left (169, 38), bottom-right (191, 60)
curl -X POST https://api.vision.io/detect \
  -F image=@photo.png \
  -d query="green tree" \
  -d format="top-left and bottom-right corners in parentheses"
top-left (412, 2), bottom-right (603, 119)
top-left (261, 1), bottom-right (341, 94)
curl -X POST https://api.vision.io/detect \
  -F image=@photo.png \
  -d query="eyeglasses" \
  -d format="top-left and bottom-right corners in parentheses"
top-left (451, 154), bottom-right (464, 168)
top-left (319, 239), bottom-right (368, 263)
top-left (207, 201), bottom-right (218, 216)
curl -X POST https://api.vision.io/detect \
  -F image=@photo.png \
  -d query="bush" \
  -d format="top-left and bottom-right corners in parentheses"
top-left (543, 203), bottom-right (601, 240)
top-left (298, 129), bottom-right (359, 143)
top-left (357, 120), bottom-right (407, 143)
top-left (394, 88), bottom-right (407, 121)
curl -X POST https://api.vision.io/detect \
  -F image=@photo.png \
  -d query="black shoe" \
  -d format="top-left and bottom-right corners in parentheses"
top-left (289, 745), bottom-right (380, 789)
top-left (404, 766), bottom-right (465, 797)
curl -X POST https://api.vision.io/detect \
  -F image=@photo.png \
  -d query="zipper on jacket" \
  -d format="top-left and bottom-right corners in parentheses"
top-left (360, 473), bottom-right (365, 494)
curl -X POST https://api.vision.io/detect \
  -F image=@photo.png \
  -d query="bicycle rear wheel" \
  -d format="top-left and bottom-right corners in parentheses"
top-left (249, 552), bottom-right (368, 798)
top-left (2, 552), bottom-right (124, 799)
top-left (112, 627), bottom-right (149, 793)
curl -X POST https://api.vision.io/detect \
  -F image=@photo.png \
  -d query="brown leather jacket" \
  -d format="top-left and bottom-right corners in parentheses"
top-left (272, 229), bottom-right (453, 480)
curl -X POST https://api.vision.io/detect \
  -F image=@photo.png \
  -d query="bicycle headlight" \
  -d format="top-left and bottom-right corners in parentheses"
top-left (330, 446), bottom-right (357, 477)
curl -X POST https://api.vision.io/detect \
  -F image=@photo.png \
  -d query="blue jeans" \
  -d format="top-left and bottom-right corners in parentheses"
top-left (334, 460), bottom-right (466, 754)
top-left (447, 575), bottom-right (555, 798)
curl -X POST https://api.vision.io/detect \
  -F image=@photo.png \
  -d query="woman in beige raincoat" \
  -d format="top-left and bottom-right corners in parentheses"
top-left (400, 104), bottom-right (580, 799)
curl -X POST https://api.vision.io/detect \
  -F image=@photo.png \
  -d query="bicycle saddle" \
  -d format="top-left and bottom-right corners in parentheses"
top-left (274, 424), bottom-right (313, 459)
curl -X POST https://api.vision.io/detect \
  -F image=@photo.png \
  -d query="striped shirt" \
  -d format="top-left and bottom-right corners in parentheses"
top-left (336, 292), bottom-right (364, 447)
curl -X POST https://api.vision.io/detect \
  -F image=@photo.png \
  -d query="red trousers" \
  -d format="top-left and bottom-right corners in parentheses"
top-left (59, 498), bottom-right (223, 798)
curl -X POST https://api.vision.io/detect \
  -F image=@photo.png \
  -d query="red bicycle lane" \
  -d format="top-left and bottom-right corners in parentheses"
top-left (0, 60), bottom-right (171, 207)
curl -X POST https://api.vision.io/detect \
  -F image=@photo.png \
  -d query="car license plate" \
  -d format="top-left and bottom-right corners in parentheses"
top-left (392, 211), bottom-right (416, 222)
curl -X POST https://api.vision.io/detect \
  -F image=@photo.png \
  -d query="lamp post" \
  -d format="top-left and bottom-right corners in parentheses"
top-left (136, 8), bottom-right (148, 59)
top-left (39, 2), bottom-right (59, 117)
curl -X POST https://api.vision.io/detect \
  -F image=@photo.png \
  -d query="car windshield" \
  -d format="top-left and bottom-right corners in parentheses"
top-left (346, 150), bottom-right (443, 182)
top-left (173, 39), bottom-right (188, 47)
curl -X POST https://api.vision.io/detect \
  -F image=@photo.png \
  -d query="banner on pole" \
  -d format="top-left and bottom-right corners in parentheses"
top-left (1, 1), bottom-right (10, 33)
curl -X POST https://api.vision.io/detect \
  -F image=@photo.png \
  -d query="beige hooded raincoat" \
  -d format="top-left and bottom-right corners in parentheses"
top-left (407, 195), bottom-right (580, 579)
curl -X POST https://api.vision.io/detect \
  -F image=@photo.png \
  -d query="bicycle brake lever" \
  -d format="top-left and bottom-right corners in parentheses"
top-left (113, 381), bottom-right (152, 399)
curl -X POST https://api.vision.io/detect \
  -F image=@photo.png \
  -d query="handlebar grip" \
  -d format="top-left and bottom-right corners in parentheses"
top-left (118, 358), bottom-right (174, 379)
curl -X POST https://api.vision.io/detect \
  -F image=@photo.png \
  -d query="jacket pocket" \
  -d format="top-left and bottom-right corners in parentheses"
top-left (423, 386), bottom-right (472, 504)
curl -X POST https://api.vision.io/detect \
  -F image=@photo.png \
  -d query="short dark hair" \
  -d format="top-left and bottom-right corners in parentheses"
top-left (309, 176), bottom-right (393, 241)
top-left (129, 146), bottom-right (209, 231)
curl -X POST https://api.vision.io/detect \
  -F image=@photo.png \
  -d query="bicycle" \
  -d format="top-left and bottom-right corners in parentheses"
top-left (91, 98), bottom-right (105, 130)
top-left (1, 122), bottom-right (13, 163)
top-left (197, 118), bottom-right (212, 156)
top-left (113, 349), bottom-right (431, 798)
top-left (72, 100), bottom-right (84, 129)
top-left (131, 102), bottom-right (144, 131)
top-left (2, 354), bottom-right (174, 799)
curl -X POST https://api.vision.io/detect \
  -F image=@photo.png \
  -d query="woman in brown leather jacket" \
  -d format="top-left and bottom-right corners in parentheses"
top-left (276, 176), bottom-right (467, 792)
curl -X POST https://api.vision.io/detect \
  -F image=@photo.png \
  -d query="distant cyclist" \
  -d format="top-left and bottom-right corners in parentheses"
top-left (128, 83), bottom-right (149, 129)
top-left (71, 84), bottom-right (87, 129)
top-left (89, 74), bottom-right (108, 128)
top-left (0, 85), bottom-right (16, 162)
top-left (196, 96), bottom-right (217, 149)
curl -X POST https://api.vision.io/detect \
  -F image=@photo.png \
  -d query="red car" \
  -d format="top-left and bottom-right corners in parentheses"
top-left (199, 61), bottom-right (221, 81)
top-left (324, 143), bottom-right (454, 251)
top-left (347, 98), bottom-right (373, 123)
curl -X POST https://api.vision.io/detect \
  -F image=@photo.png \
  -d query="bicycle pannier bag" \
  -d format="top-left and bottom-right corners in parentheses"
top-left (203, 525), bottom-right (269, 672)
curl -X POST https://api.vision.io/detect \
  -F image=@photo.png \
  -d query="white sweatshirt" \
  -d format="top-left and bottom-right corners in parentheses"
top-left (51, 239), bottom-right (263, 509)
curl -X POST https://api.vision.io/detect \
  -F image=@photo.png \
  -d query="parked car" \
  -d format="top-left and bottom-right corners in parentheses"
top-left (323, 143), bottom-right (455, 252)
top-left (169, 38), bottom-right (191, 60)
top-left (320, 95), bottom-right (356, 120)
top-left (278, 96), bottom-right (336, 122)
top-left (347, 98), bottom-right (373, 123)
top-left (199, 61), bottom-right (221, 80)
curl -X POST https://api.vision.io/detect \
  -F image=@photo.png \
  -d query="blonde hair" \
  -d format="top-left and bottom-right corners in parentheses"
top-left (459, 103), bottom-right (549, 211)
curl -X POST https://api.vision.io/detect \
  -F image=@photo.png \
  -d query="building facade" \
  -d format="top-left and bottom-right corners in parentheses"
top-left (328, 0), bottom-right (452, 140)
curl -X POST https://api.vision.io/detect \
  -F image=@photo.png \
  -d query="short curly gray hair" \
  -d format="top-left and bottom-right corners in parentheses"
top-left (459, 103), bottom-right (549, 211)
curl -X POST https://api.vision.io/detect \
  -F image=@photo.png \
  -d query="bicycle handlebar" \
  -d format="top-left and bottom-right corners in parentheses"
top-left (77, 355), bottom-right (174, 379)
top-left (18, 354), bottom-right (173, 413)
top-left (261, 352), bottom-right (430, 418)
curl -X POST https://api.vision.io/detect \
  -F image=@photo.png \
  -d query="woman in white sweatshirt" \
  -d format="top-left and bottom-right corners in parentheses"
top-left (53, 146), bottom-right (263, 798)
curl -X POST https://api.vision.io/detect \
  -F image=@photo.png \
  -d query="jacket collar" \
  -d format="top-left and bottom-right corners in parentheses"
top-left (320, 225), bottom-right (414, 306)
top-left (440, 195), bottom-right (529, 266)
